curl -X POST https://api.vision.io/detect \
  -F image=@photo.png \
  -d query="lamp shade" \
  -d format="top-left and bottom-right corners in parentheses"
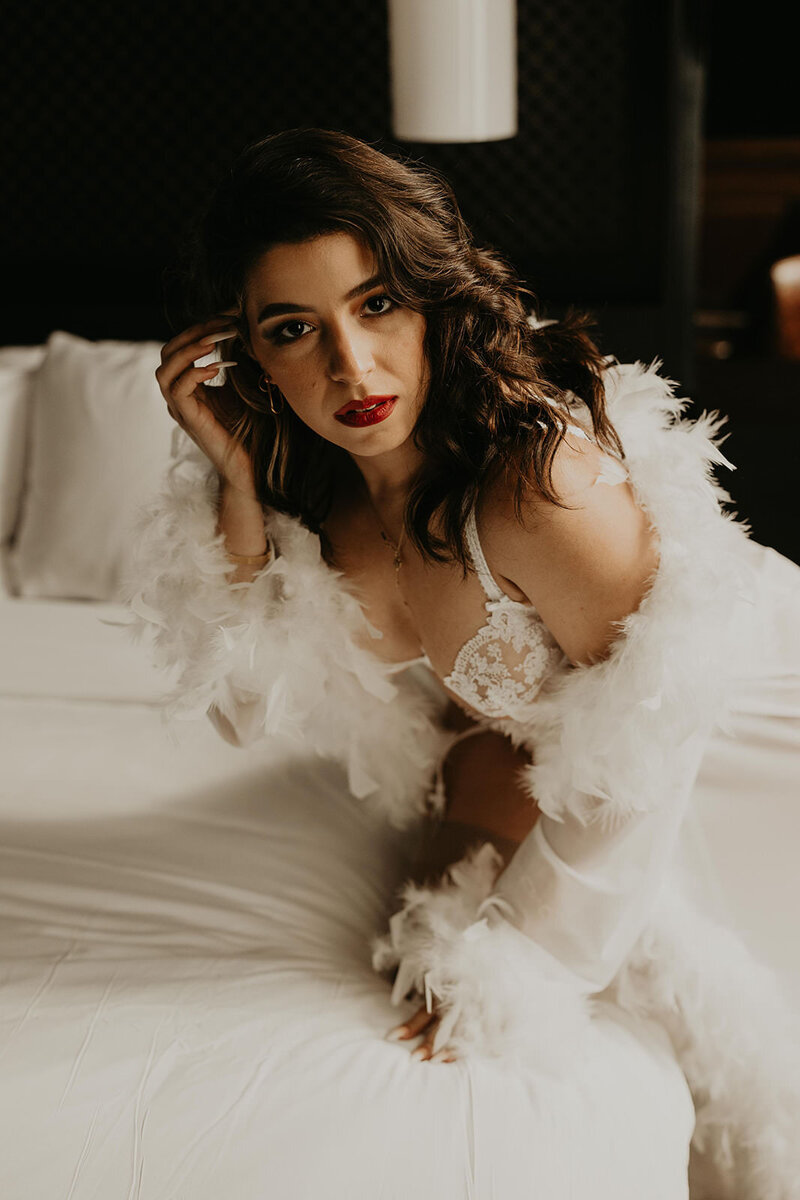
top-left (388, 0), bottom-right (517, 143)
top-left (770, 256), bottom-right (800, 360)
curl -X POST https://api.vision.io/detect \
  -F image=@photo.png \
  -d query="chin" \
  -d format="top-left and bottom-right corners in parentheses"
top-left (354, 428), bottom-right (416, 455)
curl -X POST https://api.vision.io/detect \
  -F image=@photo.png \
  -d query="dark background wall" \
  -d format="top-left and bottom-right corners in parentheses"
top-left (2, 0), bottom-right (797, 559)
top-left (695, 1), bottom-right (800, 564)
top-left (3, 0), bottom-right (689, 372)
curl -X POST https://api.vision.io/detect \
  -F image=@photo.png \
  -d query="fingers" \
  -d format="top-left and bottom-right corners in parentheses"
top-left (160, 314), bottom-right (241, 364)
top-left (160, 326), bottom-right (238, 374)
top-left (160, 365), bottom-right (207, 422)
top-left (152, 316), bottom-right (257, 491)
top-left (157, 331), bottom-right (236, 399)
top-left (157, 313), bottom-right (242, 419)
top-left (413, 1016), bottom-right (457, 1063)
top-left (156, 341), bottom-right (241, 439)
top-left (386, 1004), bottom-right (457, 1064)
top-left (407, 1004), bottom-right (438, 1038)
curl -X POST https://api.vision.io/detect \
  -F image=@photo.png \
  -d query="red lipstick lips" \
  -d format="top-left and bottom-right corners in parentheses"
top-left (335, 395), bottom-right (396, 416)
top-left (334, 395), bottom-right (398, 428)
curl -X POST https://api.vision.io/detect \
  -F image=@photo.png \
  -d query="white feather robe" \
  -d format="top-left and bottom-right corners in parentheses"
top-left (118, 361), bottom-right (800, 1200)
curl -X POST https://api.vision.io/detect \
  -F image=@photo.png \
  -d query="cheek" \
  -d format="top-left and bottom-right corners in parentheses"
top-left (269, 354), bottom-right (319, 395)
top-left (410, 333), bottom-right (429, 393)
top-left (395, 318), bottom-right (427, 375)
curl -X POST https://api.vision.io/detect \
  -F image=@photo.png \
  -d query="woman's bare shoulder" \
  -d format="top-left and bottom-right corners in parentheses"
top-left (478, 426), bottom-right (622, 532)
top-left (477, 433), bottom-right (659, 665)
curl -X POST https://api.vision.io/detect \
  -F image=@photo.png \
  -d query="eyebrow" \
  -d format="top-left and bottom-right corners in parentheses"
top-left (256, 274), bottom-right (385, 326)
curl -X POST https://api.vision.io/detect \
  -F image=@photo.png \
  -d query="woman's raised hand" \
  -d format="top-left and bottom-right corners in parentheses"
top-left (155, 315), bottom-right (257, 498)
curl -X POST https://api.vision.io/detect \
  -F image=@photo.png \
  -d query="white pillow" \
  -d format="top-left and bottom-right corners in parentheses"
top-left (0, 346), bottom-right (47, 545)
top-left (7, 331), bottom-right (174, 601)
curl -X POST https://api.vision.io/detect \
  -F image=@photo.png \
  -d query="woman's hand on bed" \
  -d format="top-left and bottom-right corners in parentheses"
top-left (387, 1001), bottom-right (457, 1064)
top-left (156, 315), bottom-right (257, 498)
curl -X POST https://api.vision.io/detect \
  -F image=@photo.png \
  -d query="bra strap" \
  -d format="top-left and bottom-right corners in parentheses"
top-left (466, 421), bottom-right (591, 604)
top-left (464, 505), bottom-right (505, 603)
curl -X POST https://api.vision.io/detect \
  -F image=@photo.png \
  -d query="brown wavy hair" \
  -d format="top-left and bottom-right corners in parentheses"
top-left (173, 126), bottom-right (624, 575)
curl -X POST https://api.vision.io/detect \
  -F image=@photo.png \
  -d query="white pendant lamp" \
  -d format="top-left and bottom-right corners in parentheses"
top-left (388, 0), bottom-right (517, 143)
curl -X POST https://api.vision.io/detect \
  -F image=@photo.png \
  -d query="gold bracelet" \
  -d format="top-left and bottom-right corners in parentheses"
top-left (225, 546), bottom-right (272, 565)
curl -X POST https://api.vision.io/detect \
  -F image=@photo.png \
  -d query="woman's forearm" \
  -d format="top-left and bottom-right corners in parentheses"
top-left (410, 710), bottom-right (541, 885)
top-left (410, 818), bottom-right (521, 886)
top-left (442, 717), bottom-right (540, 844)
top-left (216, 478), bottom-right (272, 584)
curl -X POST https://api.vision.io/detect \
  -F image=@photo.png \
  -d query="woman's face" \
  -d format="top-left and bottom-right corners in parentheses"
top-left (242, 232), bottom-right (429, 470)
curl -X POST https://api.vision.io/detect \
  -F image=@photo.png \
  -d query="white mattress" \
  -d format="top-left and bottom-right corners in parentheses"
top-left (1, 541), bottom-right (798, 1198)
top-left (0, 697), bottom-right (695, 1199)
top-left (0, 589), bottom-right (172, 703)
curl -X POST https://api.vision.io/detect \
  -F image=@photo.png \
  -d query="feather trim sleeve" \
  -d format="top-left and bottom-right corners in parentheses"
top-left (371, 841), bottom-right (597, 1068)
top-left (116, 434), bottom-right (453, 829)
top-left (507, 359), bottom-right (759, 826)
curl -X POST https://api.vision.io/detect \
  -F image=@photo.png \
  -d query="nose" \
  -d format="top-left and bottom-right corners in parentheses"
top-left (325, 321), bottom-right (374, 385)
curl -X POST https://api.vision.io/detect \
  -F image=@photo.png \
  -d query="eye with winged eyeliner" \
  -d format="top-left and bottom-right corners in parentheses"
top-left (265, 293), bottom-right (397, 344)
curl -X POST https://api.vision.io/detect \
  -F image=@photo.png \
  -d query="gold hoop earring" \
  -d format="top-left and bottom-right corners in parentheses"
top-left (258, 373), bottom-right (284, 415)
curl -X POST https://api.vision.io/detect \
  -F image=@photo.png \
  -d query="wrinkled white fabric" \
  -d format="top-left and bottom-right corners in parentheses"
top-left (0, 697), bottom-right (696, 1200)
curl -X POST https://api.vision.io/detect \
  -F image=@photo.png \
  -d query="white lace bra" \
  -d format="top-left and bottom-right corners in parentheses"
top-left (388, 421), bottom-right (629, 723)
top-left (437, 505), bottom-right (566, 721)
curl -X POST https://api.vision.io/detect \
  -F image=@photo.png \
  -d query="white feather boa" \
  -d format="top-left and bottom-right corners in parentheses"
top-left (490, 360), bottom-right (759, 826)
top-left (615, 889), bottom-right (800, 1200)
top-left (119, 360), bottom-right (800, 1197)
top-left (371, 841), bottom-right (596, 1071)
top-left (372, 841), bottom-right (800, 1198)
top-left (117, 444), bottom-right (455, 830)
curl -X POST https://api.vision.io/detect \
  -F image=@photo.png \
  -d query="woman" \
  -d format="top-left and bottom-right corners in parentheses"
top-left (126, 127), bottom-right (800, 1197)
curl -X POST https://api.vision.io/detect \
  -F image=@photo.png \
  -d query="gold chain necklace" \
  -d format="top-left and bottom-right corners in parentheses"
top-left (362, 487), bottom-right (407, 585)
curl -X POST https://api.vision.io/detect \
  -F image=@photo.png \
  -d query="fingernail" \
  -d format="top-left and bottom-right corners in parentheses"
top-left (385, 1025), bottom-right (408, 1042)
top-left (213, 360), bottom-right (238, 368)
top-left (203, 331), bottom-right (238, 344)
top-left (410, 1046), bottom-right (429, 1061)
top-left (430, 1049), bottom-right (454, 1063)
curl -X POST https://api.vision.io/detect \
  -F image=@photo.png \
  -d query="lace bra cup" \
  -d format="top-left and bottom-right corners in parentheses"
top-left (439, 511), bottom-right (564, 721)
top-left (389, 421), bottom-right (629, 722)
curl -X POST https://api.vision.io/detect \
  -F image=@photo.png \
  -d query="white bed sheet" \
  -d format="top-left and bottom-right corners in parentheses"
top-left (0, 589), bottom-right (172, 703)
top-left (1, 539), bottom-right (799, 1199)
top-left (0, 697), bottom-right (695, 1200)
